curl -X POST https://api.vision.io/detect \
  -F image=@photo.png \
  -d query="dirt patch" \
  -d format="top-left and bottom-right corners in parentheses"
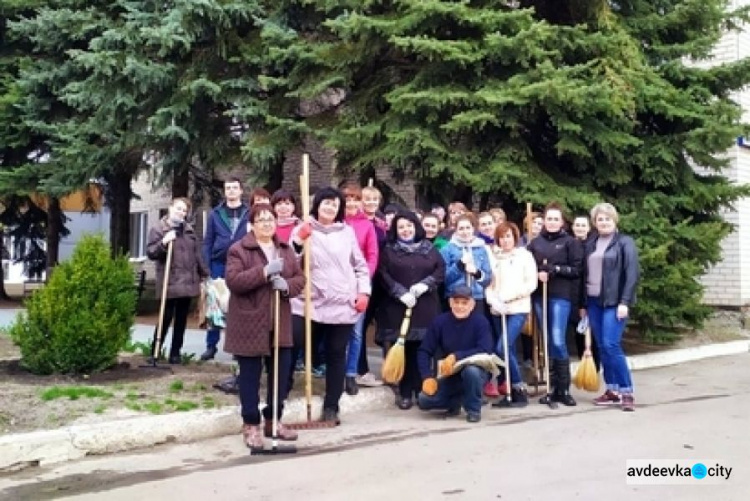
top-left (0, 350), bottom-right (325, 435)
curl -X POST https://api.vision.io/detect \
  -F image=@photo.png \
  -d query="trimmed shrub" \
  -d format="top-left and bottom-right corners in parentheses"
top-left (10, 234), bottom-right (136, 375)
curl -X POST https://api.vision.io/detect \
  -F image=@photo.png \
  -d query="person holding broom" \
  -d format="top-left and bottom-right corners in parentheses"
top-left (527, 202), bottom-right (583, 406)
top-left (580, 203), bottom-right (639, 411)
top-left (485, 221), bottom-right (537, 406)
top-left (224, 203), bottom-right (305, 449)
top-left (146, 197), bottom-right (208, 364)
top-left (417, 285), bottom-right (494, 423)
top-left (377, 210), bottom-right (445, 410)
top-left (291, 187), bottom-right (371, 425)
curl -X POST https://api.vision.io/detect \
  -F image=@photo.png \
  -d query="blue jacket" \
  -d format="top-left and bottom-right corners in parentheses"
top-left (440, 236), bottom-right (492, 299)
top-left (203, 202), bottom-right (249, 265)
top-left (417, 311), bottom-right (493, 380)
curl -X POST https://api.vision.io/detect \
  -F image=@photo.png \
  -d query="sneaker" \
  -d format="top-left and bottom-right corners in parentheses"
top-left (200, 347), bottom-right (217, 361)
top-left (593, 390), bottom-right (621, 406)
top-left (312, 364), bottom-right (326, 379)
top-left (497, 381), bottom-right (508, 396)
top-left (168, 354), bottom-right (182, 365)
top-left (345, 376), bottom-right (359, 396)
top-left (396, 397), bottom-right (413, 410)
top-left (483, 381), bottom-right (499, 398)
top-left (510, 388), bottom-right (528, 407)
top-left (466, 412), bottom-right (481, 423)
top-left (621, 393), bottom-right (635, 412)
top-left (355, 372), bottom-right (383, 387)
top-left (442, 407), bottom-right (461, 419)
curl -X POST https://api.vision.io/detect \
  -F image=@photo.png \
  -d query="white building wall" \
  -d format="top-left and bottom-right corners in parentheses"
top-left (700, 4), bottom-right (750, 307)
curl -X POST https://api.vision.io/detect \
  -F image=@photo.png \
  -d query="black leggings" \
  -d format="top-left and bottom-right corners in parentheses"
top-left (314, 322), bottom-right (353, 412)
top-left (236, 349), bottom-right (292, 425)
top-left (399, 341), bottom-right (422, 399)
top-left (151, 296), bottom-right (192, 358)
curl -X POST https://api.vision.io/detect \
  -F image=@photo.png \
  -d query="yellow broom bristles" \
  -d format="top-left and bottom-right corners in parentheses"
top-left (573, 355), bottom-right (600, 392)
top-left (380, 308), bottom-right (412, 384)
top-left (381, 340), bottom-right (405, 384)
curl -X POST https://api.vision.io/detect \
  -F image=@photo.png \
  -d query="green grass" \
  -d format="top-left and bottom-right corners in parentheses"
top-left (93, 404), bottom-right (107, 414)
top-left (201, 397), bottom-right (216, 409)
top-left (164, 398), bottom-right (199, 412)
top-left (125, 402), bottom-right (142, 412)
top-left (169, 380), bottom-right (184, 393)
top-left (143, 401), bottom-right (164, 414)
top-left (189, 383), bottom-right (207, 392)
top-left (40, 386), bottom-right (114, 402)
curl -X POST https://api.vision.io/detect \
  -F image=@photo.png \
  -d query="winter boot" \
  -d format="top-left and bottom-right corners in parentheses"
top-left (552, 359), bottom-right (576, 406)
top-left (539, 358), bottom-right (558, 405)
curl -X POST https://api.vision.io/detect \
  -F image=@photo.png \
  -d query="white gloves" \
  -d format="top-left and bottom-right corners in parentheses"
top-left (489, 300), bottom-right (509, 316)
top-left (399, 292), bottom-right (417, 308)
top-left (409, 283), bottom-right (429, 298)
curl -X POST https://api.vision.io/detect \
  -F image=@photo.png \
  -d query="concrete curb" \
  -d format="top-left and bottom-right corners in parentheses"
top-left (1, 340), bottom-right (749, 472)
top-left (0, 386), bottom-right (395, 472)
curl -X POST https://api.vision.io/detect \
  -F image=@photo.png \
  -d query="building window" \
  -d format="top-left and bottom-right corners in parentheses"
top-left (129, 212), bottom-right (148, 258)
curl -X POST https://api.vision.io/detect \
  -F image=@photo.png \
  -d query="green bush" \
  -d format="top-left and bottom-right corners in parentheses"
top-left (10, 234), bottom-right (136, 375)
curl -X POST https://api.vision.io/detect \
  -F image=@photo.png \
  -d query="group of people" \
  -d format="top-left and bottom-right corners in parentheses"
top-left (145, 176), bottom-right (640, 450)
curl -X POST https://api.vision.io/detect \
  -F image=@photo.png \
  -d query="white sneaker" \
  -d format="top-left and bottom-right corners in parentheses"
top-left (355, 373), bottom-right (383, 387)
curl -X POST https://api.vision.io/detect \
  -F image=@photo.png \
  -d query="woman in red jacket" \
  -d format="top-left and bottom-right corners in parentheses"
top-left (224, 204), bottom-right (305, 450)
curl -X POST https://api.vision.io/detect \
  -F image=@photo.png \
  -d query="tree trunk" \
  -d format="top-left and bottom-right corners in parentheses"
top-left (46, 196), bottom-right (62, 277)
top-left (172, 167), bottom-right (189, 199)
top-left (104, 152), bottom-right (141, 258)
top-left (265, 160), bottom-right (284, 194)
top-left (0, 236), bottom-right (10, 301)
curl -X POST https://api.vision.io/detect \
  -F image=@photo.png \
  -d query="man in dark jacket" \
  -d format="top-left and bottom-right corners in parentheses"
top-left (201, 175), bottom-right (249, 360)
top-left (417, 285), bottom-right (493, 423)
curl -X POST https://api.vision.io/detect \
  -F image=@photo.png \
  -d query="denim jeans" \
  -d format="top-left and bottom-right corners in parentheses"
top-left (205, 261), bottom-right (226, 349)
top-left (493, 313), bottom-right (528, 387)
top-left (417, 365), bottom-right (487, 415)
top-left (533, 297), bottom-right (571, 360)
top-left (586, 297), bottom-right (633, 393)
top-left (345, 314), bottom-right (365, 377)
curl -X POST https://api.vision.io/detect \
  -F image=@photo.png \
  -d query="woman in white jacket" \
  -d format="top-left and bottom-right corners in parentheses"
top-left (486, 222), bottom-right (538, 406)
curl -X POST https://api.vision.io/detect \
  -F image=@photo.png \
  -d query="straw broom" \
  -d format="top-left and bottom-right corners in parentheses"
top-left (573, 327), bottom-right (600, 392)
top-left (381, 308), bottom-right (413, 384)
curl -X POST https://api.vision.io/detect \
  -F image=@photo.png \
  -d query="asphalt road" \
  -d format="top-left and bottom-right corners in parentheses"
top-left (1, 353), bottom-right (748, 501)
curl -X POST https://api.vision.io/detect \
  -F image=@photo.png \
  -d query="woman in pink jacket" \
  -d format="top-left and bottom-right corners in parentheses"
top-left (341, 183), bottom-right (379, 396)
top-left (292, 187), bottom-right (371, 425)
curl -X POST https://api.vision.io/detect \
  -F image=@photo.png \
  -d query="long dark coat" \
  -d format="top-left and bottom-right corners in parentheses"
top-left (147, 217), bottom-right (208, 299)
top-left (223, 232), bottom-right (305, 357)
top-left (376, 239), bottom-right (445, 344)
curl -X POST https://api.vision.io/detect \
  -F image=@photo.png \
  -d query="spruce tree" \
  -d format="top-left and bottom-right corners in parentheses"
top-left (267, 0), bottom-right (750, 339)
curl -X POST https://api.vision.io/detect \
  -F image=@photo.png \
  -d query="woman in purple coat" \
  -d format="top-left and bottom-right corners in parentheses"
top-left (377, 211), bottom-right (445, 409)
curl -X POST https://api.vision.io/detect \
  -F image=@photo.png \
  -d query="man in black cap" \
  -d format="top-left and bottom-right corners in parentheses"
top-left (417, 285), bottom-right (493, 423)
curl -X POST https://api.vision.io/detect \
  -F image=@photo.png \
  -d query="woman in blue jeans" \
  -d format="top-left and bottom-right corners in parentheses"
top-left (580, 203), bottom-right (639, 411)
top-left (486, 222), bottom-right (537, 406)
top-left (527, 202), bottom-right (583, 406)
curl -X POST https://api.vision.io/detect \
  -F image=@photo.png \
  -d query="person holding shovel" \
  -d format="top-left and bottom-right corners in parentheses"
top-left (377, 210), bottom-right (445, 410)
top-left (146, 197), bottom-right (209, 364)
top-left (485, 222), bottom-right (537, 406)
top-left (224, 203), bottom-right (305, 449)
top-left (580, 203), bottom-right (639, 411)
top-left (526, 202), bottom-right (583, 406)
top-left (417, 285), bottom-right (493, 423)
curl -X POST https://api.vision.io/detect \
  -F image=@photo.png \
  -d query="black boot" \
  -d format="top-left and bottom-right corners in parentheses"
top-left (511, 387), bottom-right (528, 407)
top-left (345, 376), bottom-right (359, 396)
top-left (539, 358), bottom-right (558, 405)
top-left (553, 359), bottom-right (576, 406)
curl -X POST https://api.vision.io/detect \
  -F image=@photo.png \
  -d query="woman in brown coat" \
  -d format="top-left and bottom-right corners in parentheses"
top-left (224, 203), bottom-right (305, 450)
top-left (146, 197), bottom-right (208, 364)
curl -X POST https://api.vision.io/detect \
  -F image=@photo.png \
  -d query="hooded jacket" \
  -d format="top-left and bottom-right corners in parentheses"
top-left (202, 201), bottom-right (249, 265)
top-left (440, 235), bottom-right (492, 300)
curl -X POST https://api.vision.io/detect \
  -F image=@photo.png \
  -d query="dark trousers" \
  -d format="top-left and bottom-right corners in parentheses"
top-left (357, 290), bottom-right (381, 375)
top-left (313, 321), bottom-right (353, 411)
top-left (236, 348), bottom-right (292, 425)
top-left (152, 296), bottom-right (192, 358)
top-left (399, 341), bottom-right (422, 399)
